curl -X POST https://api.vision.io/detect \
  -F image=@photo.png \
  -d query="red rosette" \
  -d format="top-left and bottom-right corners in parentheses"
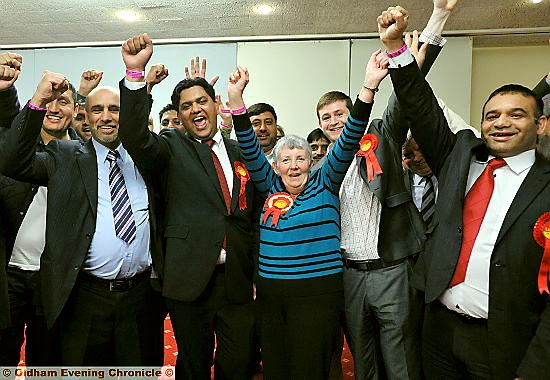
top-left (234, 161), bottom-right (250, 210)
top-left (533, 212), bottom-right (550, 294)
top-left (262, 192), bottom-right (294, 227)
top-left (356, 134), bottom-right (383, 182)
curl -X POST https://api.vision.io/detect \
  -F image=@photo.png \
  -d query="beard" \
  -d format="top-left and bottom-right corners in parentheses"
top-left (537, 134), bottom-right (550, 160)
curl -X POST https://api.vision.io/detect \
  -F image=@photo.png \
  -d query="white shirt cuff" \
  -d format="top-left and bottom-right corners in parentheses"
top-left (388, 49), bottom-right (415, 69)
top-left (124, 79), bottom-right (147, 90)
top-left (419, 30), bottom-right (447, 47)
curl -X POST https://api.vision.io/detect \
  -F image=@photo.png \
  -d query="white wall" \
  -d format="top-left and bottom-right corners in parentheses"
top-left (237, 40), bottom-right (350, 138)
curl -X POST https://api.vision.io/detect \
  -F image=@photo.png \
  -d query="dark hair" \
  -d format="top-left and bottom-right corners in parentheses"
top-left (159, 103), bottom-right (178, 122)
top-left (247, 102), bottom-right (277, 121)
top-left (171, 77), bottom-right (215, 111)
top-left (307, 128), bottom-right (329, 144)
top-left (316, 91), bottom-right (353, 121)
top-left (482, 84), bottom-right (543, 121)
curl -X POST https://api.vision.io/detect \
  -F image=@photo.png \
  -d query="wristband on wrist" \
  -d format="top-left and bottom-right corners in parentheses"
top-left (220, 121), bottom-right (233, 130)
top-left (28, 101), bottom-right (47, 111)
top-left (230, 105), bottom-right (247, 115)
top-left (386, 43), bottom-right (408, 58)
top-left (220, 108), bottom-right (231, 114)
top-left (125, 69), bottom-right (145, 78)
top-left (362, 85), bottom-right (379, 93)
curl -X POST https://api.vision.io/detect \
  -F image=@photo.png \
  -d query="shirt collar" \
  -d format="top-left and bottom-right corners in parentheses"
top-left (480, 149), bottom-right (536, 175)
top-left (92, 138), bottom-right (125, 164)
top-left (194, 129), bottom-right (223, 146)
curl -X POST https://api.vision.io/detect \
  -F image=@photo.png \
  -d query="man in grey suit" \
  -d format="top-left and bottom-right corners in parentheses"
top-left (0, 72), bottom-right (163, 366)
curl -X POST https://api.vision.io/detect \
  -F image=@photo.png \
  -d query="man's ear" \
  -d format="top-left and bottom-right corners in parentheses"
top-left (271, 161), bottom-right (280, 175)
top-left (536, 115), bottom-right (548, 136)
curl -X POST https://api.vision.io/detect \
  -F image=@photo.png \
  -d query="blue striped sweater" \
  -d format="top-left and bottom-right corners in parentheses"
top-left (234, 99), bottom-right (373, 294)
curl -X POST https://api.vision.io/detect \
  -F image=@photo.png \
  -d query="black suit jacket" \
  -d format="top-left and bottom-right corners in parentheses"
top-left (118, 82), bottom-right (262, 304)
top-left (390, 59), bottom-right (550, 379)
top-left (0, 106), bottom-right (162, 329)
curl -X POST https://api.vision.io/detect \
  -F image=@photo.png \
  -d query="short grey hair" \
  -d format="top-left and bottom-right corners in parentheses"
top-left (272, 135), bottom-right (313, 164)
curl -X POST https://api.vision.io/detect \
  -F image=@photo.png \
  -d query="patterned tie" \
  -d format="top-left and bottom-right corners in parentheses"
top-left (106, 150), bottom-right (136, 244)
top-left (449, 158), bottom-right (507, 287)
top-left (420, 176), bottom-right (436, 229)
top-left (203, 139), bottom-right (231, 213)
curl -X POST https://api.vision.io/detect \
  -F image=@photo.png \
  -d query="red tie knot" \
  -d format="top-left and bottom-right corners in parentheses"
top-left (487, 158), bottom-right (506, 171)
top-left (203, 139), bottom-right (215, 148)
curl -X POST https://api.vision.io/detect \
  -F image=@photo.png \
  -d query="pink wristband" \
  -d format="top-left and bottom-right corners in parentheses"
top-left (230, 106), bottom-right (247, 115)
top-left (220, 108), bottom-right (231, 114)
top-left (386, 43), bottom-right (408, 58)
top-left (220, 122), bottom-right (232, 130)
top-left (126, 69), bottom-right (145, 78)
top-left (28, 101), bottom-right (47, 111)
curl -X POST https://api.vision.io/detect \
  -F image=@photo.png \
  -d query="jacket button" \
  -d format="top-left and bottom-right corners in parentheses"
top-left (457, 227), bottom-right (462, 233)
top-left (86, 233), bottom-right (92, 239)
top-left (73, 266), bottom-right (79, 271)
top-left (19, 211), bottom-right (24, 216)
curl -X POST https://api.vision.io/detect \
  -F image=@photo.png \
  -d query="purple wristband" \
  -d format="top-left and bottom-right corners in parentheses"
top-left (220, 122), bottom-right (232, 130)
top-left (386, 43), bottom-right (408, 58)
top-left (230, 106), bottom-right (247, 115)
top-left (220, 108), bottom-right (231, 114)
top-left (28, 101), bottom-right (47, 111)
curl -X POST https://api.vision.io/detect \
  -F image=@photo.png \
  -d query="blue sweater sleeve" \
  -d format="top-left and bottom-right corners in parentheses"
top-left (233, 113), bottom-right (279, 194)
top-left (320, 98), bottom-right (373, 191)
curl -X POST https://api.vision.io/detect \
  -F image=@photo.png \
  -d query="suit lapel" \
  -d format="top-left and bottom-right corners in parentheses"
top-left (358, 155), bottom-right (383, 201)
top-left (495, 157), bottom-right (550, 245)
top-left (225, 138), bottom-right (242, 213)
top-left (188, 134), bottom-right (226, 203)
top-left (76, 140), bottom-right (98, 216)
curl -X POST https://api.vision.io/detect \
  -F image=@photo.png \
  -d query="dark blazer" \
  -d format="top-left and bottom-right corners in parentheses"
top-left (118, 82), bottom-right (262, 304)
top-left (0, 106), bottom-right (162, 329)
top-left (390, 59), bottom-right (550, 379)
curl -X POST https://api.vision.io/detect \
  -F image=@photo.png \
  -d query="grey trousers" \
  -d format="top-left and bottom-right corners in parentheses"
top-left (343, 259), bottom-right (423, 380)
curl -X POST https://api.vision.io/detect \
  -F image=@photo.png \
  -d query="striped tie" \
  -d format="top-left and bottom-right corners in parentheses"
top-left (420, 176), bottom-right (436, 229)
top-left (106, 150), bottom-right (136, 244)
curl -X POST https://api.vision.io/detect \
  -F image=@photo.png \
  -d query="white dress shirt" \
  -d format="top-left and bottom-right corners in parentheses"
top-left (411, 174), bottom-right (439, 211)
top-left (440, 150), bottom-right (536, 318)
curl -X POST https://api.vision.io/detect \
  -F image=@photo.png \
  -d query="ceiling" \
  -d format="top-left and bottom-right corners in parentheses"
top-left (1, 0), bottom-right (549, 48)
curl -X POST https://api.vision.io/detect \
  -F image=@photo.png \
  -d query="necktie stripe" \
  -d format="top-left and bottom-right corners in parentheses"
top-left (106, 150), bottom-right (137, 244)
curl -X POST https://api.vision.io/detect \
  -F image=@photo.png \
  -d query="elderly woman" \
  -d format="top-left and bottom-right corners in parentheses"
top-left (227, 51), bottom-right (389, 379)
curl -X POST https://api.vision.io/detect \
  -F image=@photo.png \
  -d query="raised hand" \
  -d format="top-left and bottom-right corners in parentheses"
top-left (377, 6), bottom-right (409, 52)
top-left (433, 0), bottom-right (459, 13)
top-left (78, 69), bottom-right (103, 96)
top-left (184, 56), bottom-right (219, 86)
top-left (227, 66), bottom-right (249, 109)
top-left (146, 64), bottom-right (169, 94)
top-left (122, 33), bottom-right (153, 73)
top-left (359, 50), bottom-right (389, 103)
top-left (29, 71), bottom-right (69, 108)
top-left (405, 31), bottom-right (428, 69)
top-left (216, 95), bottom-right (233, 126)
top-left (0, 53), bottom-right (22, 91)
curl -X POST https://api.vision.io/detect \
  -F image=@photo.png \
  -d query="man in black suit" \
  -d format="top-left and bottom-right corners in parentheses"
top-left (0, 72), bottom-right (164, 366)
top-left (380, 6), bottom-right (550, 379)
top-left (118, 34), bottom-right (262, 379)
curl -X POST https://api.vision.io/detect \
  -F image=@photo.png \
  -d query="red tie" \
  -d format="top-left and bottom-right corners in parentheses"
top-left (449, 158), bottom-right (507, 287)
top-left (204, 139), bottom-right (232, 213)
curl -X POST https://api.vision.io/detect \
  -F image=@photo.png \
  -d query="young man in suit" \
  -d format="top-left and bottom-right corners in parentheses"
top-left (0, 73), bottom-right (164, 366)
top-left (380, 6), bottom-right (550, 379)
top-left (118, 34), bottom-right (262, 379)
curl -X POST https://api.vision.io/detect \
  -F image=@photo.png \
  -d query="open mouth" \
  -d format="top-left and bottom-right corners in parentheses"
top-left (193, 116), bottom-right (207, 128)
top-left (98, 125), bottom-right (117, 134)
top-left (489, 131), bottom-right (515, 141)
top-left (45, 115), bottom-right (63, 122)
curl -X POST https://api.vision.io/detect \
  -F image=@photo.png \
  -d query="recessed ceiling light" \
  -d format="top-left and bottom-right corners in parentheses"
top-left (531, 0), bottom-right (543, 3)
top-left (115, 9), bottom-right (143, 22)
top-left (256, 4), bottom-right (274, 15)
